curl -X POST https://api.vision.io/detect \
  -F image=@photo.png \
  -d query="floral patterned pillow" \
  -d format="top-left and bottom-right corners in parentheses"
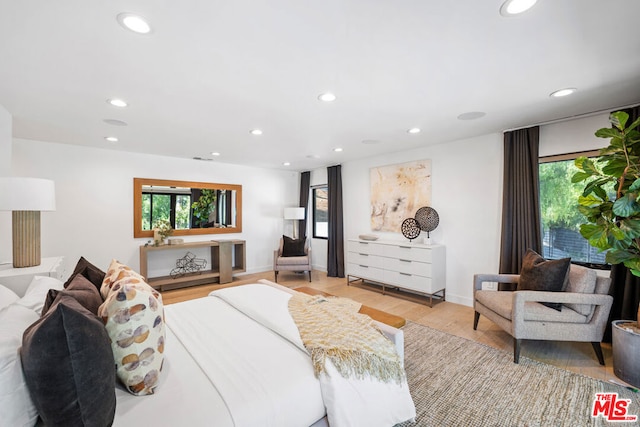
top-left (99, 273), bottom-right (165, 396)
top-left (100, 259), bottom-right (147, 299)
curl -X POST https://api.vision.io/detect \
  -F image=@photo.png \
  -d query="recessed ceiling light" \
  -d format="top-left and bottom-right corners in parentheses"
top-left (500, 0), bottom-right (537, 17)
top-left (334, 148), bottom-right (343, 152)
top-left (210, 152), bottom-right (220, 156)
top-left (318, 93), bottom-right (336, 102)
top-left (105, 136), bottom-right (118, 142)
top-left (117, 13), bottom-right (152, 34)
top-left (107, 99), bottom-right (128, 108)
top-left (407, 128), bottom-right (421, 134)
top-left (103, 119), bottom-right (128, 126)
top-left (283, 162), bottom-right (291, 166)
top-left (250, 129), bottom-right (263, 136)
top-left (457, 111), bottom-right (486, 120)
top-left (550, 88), bottom-right (577, 98)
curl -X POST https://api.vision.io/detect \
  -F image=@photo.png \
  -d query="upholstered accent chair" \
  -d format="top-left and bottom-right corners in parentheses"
top-left (473, 264), bottom-right (613, 364)
top-left (273, 237), bottom-right (312, 282)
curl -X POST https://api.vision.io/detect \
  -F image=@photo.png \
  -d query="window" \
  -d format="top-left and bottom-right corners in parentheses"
top-left (539, 151), bottom-right (606, 265)
top-left (313, 186), bottom-right (328, 239)
top-left (141, 189), bottom-right (192, 230)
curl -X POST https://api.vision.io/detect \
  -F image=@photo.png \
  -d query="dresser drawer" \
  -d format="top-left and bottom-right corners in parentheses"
top-left (383, 257), bottom-right (432, 277)
top-left (348, 252), bottom-right (385, 267)
top-left (348, 240), bottom-right (385, 256)
top-left (348, 263), bottom-right (384, 282)
top-left (383, 244), bottom-right (431, 262)
top-left (383, 270), bottom-right (439, 294)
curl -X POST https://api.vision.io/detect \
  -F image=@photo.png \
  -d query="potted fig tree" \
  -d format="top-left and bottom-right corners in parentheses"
top-left (573, 110), bottom-right (640, 387)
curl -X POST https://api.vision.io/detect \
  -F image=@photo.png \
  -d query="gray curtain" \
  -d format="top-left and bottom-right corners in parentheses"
top-left (499, 126), bottom-right (542, 274)
top-left (299, 171), bottom-right (310, 239)
top-left (327, 165), bottom-right (344, 277)
top-left (605, 105), bottom-right (640, 341)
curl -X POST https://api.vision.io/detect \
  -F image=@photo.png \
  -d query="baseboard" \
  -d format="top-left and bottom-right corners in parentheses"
top-left (446, 293), bottom-right (473, 308)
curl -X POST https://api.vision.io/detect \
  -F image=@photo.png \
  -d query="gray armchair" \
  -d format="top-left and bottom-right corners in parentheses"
top-left (473, 264), bottom-right (613, 364)
top-left (273, 238), bottom-right (312, 282)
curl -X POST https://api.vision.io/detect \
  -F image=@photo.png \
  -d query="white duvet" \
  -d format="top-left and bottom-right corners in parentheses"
top-left (114, 283), bottom-right (415, 427)
top-left (208, 284), bottom-right (416, 427)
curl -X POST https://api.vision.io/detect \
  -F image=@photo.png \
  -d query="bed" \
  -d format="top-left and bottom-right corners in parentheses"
top-left (1, 258), bottom-right (415, 427)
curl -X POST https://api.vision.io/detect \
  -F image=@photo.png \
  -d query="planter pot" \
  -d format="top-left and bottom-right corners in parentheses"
top-left (612, 320), bottom-right (640, 388)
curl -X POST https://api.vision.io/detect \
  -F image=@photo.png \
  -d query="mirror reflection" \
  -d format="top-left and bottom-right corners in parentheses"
top-left (133, 178), bottom-right (242, 238)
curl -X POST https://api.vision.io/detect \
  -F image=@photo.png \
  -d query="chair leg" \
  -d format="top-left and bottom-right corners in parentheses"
top-left (473, 311), bottom-right (480, 330)
top-left (514, 339), bottom-right (521, 363)
top-left (591, 342), bottom-right (605, 366)
top-left (274, 271), bottom-right (278, 283)
top-left (308, 270), bottom-right (312, 282)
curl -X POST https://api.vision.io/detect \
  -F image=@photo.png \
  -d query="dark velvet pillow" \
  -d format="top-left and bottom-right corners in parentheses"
top-left (63, 257), bottom-right (106, 291)
top-left (517, 249), bottom-right (571, 311)
top-left (20, 295), bottom-right (115, 427)
top-left (43, 274), bottom-right (103, 316)
top-left (282, 235), bottom-right (306, 257)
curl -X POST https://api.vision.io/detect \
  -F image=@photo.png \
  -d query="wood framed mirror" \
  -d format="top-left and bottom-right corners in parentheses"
top-left (133, 178), bottom-right (242, 238)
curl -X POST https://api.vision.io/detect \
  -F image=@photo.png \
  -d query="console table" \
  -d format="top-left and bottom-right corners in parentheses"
top-left (139, 240), bottom-right (246, 291)
top-left (346, 239), bottom-right (445, 306)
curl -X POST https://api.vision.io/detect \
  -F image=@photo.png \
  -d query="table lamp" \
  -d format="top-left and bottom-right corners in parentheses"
top-left (0, 177), bottom-right (56, 267)
top-left (284, 207), bottom-right (305, 239)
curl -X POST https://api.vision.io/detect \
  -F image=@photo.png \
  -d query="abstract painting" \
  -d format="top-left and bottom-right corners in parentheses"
top-left (370, 159), bottom-right (432, 232)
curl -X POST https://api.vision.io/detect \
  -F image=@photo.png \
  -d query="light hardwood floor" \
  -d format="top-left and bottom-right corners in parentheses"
top-left (160, 270), bottom-right (619, 384)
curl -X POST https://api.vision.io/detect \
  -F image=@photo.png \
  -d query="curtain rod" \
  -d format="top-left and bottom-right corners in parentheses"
top-left (503, 102), bottom-right (640, 133)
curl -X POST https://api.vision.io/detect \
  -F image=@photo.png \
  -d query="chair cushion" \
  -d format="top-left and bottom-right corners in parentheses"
top-left (475, 290), bottom-right (588, 324)
top-left (277, 256), bottom-right (310, 266)
top-left (282, 235), bottom-right (306, 257)
top-left (516, 249), bottom-right (570, 311)
top-left (564, 264), bottom-right (597, 317)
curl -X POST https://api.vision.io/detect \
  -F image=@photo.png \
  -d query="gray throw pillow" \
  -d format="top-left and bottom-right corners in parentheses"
top-left (517, 249), bottom-right (571, 311)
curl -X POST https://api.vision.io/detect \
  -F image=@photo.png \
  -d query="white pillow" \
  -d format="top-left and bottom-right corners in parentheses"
top-left (0, 303), bottom-right (40, 427)
top-left (15, 276), bottom-right (64, 315)
top-left (0, 285), bottom-right (19, 311)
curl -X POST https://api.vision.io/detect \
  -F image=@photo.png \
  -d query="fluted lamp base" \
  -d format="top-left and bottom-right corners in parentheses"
top-left (12, 211), bottom-right (41, 268)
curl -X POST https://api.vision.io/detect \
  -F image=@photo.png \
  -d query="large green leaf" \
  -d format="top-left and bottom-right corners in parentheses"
top-left (578, 194), bottom-right (604, 207)
top-left (606, 249), bottom-right (636, 264)
top-left (580, 224), bottom-right (610, 250)
top-left (618, 217), bottom-right (640, 239)
top-left (613, 193), bottom-right (640, 217)
top-left (571, 171), bottom-right (592, 183)
top-left (602, 158), bottom-right (630, 177)
top-left (596, 127), bottom-right (623, 139)
top-left (610, 111), bottom-right (629, 130)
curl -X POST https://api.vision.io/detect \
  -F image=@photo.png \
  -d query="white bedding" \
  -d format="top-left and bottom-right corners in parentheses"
top-left (113, 283), bottom-right (414, 427)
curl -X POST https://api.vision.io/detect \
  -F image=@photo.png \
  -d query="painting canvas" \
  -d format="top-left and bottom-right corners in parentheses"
top-left (370, 160), bottom-right (432, 232)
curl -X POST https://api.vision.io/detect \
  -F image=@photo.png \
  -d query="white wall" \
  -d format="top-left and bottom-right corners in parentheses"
top-left (0, 104), bottom-right (12, 263)
top-left (341, 134), bottom-right (503, 306)
top-left (10, 138), bottom-right (299, 278)
top-left (539, 112), bottom-right (610, 157)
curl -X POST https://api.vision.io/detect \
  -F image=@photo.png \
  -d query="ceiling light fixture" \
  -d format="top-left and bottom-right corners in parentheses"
top-left (107, 99), bottom-right (128, 108)
top-left (117, 13), bottom-right (152, 34)
top-left (457, 111), bottom-right (486, 120)
top-left (210, 152), bottom-right (220, 156)
top-left (105, 136), bottom-right (118, 142)
top-left (250, 129), bottom-right (263, 136)
top-left (283, 162), bottom-right (291, 166)
top-left (500, 0), bottom-right (537, 16)
top-left (550, 88), bottom-right (577, 98)
top-left (334, 148), bottom-right (343, 152)
top-left (318, 93), bottom-right (336, 102)
top-left (103, 119), bottom-right (128, 126)
top-left (407, 128), bottom-right (421, 134)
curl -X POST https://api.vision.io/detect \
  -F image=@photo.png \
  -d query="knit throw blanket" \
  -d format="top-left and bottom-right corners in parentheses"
top-left (288, 292), bottom-right (405, 384)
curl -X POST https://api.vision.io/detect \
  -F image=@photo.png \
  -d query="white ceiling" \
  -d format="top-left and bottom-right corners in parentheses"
top-left (1, 0), bottom-right (639, 171)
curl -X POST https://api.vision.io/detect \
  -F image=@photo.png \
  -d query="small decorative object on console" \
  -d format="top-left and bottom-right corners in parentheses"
top-left (415, 206), bottom-right (439, 245)
top-left (358, 234), bottom-right (379, 241)
top-left (168, 238), bottom-right (184, 245)
top-left (401, 218), bottom-right (421, 242)
top-left (170, 252), bottom-right (207, 278)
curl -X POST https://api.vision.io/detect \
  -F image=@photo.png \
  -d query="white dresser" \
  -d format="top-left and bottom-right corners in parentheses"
top-left (347, 239), bottom-right (445, 306)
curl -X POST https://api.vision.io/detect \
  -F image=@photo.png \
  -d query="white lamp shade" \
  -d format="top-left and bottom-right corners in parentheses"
top-left (0, 177), bottom-right (56, 211)
top-left (284, 207), bottom-right (305, 220)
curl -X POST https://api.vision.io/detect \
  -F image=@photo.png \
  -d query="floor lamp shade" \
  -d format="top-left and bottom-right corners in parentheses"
top-left (284, 207), bottom-right (305, 239)
top-left (0, 178), bottom-right (56, 268)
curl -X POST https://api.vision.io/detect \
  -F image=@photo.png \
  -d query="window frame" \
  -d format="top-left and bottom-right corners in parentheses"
top-left (312, 185), bottom-right (328, 240)
top-left (538, 149), bottom-right (610, 270)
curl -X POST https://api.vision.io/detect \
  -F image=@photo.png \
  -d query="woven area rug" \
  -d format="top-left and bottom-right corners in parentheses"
top-left (396, 322), bottom-right (640, 427)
